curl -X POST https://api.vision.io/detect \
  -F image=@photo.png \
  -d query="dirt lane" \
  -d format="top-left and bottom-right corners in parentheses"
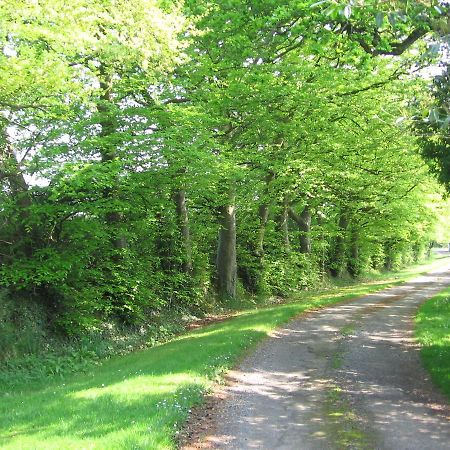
top-left (184, 262), bottom-right (450, 450)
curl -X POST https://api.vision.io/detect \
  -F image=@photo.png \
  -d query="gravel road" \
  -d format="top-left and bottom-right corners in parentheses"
top-left (185, 261), bottom-right (450, 450)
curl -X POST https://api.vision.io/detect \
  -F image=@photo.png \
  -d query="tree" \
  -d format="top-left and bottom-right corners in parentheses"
top-left (0, 0), bottom-right (447, 335)
top-left (415, 63), bottom-right (450, 192)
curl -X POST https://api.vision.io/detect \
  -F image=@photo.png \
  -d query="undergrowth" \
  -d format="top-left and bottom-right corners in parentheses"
top-left (0, 311), bottom-right (187, 390)
top-left (0, 254), bottom-right (447, 391)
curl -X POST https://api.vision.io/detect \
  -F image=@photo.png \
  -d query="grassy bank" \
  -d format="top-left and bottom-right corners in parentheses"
top-left (1, 255), bottom-right (448, 449)
top-left (416, 285), bottom-right (450, 400)
top-left (2, 253), bottom-right (448, 390)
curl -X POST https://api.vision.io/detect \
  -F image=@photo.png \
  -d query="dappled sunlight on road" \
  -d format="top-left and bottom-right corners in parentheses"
top-left (192, 264), bottom-right (450, 449)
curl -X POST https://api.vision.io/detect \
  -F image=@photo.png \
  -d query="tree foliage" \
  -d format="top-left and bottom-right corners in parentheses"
top-left (0, 0), bottom-right (448, 335)
top-left (415, 63), bottom-right (450, 191)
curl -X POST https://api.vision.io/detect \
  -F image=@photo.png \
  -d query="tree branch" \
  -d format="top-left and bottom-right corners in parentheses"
top-left (0, 101), bottom-right (50, 112)
top-left (353, 27), bottom-right (428, 57)
top-left (337, 66), bottom-right (405, 97)
top-left (163, 97), bottom-right (191, 105)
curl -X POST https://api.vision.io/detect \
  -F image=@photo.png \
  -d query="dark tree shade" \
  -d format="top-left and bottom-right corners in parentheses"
top-left (416, 64), bottom-right (450, 192)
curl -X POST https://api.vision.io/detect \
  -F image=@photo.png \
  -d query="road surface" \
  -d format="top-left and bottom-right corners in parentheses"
top-left (184, 261), bottom-right (450, 449)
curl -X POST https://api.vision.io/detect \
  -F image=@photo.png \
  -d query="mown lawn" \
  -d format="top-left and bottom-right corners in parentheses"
top-left (416, 286), bottom-right (450, 400)
top-left (1, 256), bottom-right (448, 449)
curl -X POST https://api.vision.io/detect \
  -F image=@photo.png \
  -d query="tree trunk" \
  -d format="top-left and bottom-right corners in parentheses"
top-left (383, 240), bottom-right (395, 271)
top-left (257, 203), bottom-right (270, 257)
top-left (98, 71), bottom-right (128, 250)
top-left (1, 138), bottom-right (32, 257)
top-left (173, 189), bottom-right (193, 273)
top-left (329, 213), bottom-right (349, 277)
top-left (347, 227), bottom-right (359, 277)
top-left (279, 196), bottom-right (291, 252)
top-left (256, 172), bottom-right (274, 258)
top-left (216, 185), bottom-right (237, 299)
top-left (288, 205), bottom-right (312, 254)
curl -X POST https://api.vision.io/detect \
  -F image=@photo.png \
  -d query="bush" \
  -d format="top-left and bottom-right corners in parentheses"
top-left (0, 290), bottom-right (48, 360)
top-left (261, 253), bottom-right (320, 297)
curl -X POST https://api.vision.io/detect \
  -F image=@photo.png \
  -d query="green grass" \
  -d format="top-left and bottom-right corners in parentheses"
top-left (1, 255), bottom-right (448, 449)
top-left (339, 251), bottom-right (450, 285)
top-left (416, 286), bottom-right (450, 400)
top-left (322, 386), bottom-right (373, 449)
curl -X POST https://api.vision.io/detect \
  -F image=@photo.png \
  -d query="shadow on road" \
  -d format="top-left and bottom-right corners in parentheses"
top-left (191, 265), bottom-right (450, 450)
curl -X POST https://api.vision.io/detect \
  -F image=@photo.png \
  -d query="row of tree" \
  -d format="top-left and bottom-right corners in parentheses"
top-left (1, 0), bottom-right (449, 335)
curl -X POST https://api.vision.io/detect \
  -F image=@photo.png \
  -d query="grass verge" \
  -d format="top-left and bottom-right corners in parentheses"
top-left (415, 286), bottom-right (450, 401)
top-left (0, 255), bottom-right (448, 449)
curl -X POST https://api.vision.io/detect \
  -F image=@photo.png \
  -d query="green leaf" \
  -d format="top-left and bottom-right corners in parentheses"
top-left (310, 0), bottom-right (329, 8)
top-left (441, 116), bottom-right (450, 129)
top-left (388, 12), bottom-right (397, 27)
top-left (428, 108), bottom-right (440, 123)
top-left (375, 12), bottom-right (384, 29)
top-left (427, 43), bottom-right (441, 56)
top-left (343, 5), bottom-right (352, 20)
